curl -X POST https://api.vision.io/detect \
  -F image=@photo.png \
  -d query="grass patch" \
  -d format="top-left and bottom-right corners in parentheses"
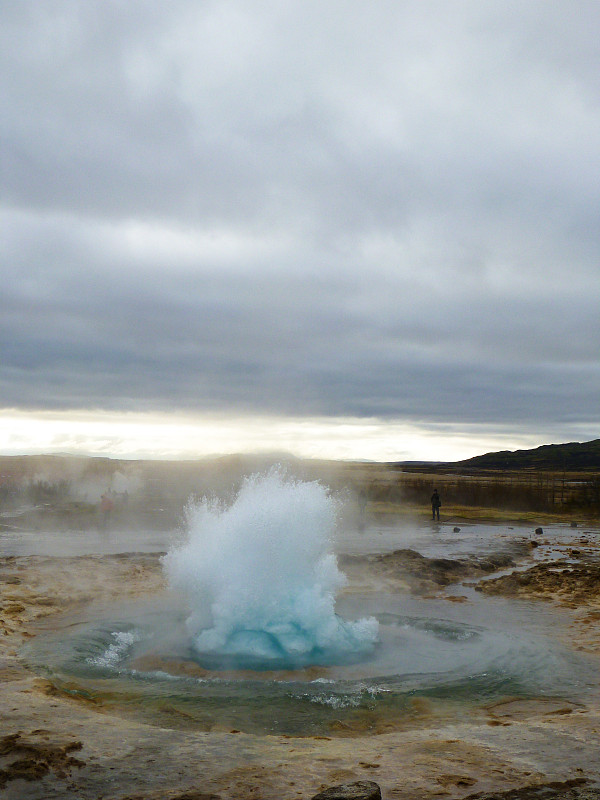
top-left (366, 500), bottom-right (595, 526)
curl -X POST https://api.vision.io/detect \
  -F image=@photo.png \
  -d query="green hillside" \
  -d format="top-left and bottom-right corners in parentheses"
top-left (456, 439), bottom-right (600, 471)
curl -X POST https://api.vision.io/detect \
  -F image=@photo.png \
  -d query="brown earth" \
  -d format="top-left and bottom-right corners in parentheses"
top-left (1, 532), bottom-right (600, 799)
top-left (476, 561), bottom-right (600, 605)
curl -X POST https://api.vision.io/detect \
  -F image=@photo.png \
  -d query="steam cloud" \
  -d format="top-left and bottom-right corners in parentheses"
top-left (162, 468), bottom-right (379, 668)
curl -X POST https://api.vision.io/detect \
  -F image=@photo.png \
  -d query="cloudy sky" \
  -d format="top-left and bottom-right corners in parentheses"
top-left (1, 1), bottom-right (599, 462)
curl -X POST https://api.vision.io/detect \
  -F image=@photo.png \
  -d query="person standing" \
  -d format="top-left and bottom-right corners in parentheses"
top-left (431, 488), bottom-right (441, 521)
top-left (99, 492), bottom-right (114, 531)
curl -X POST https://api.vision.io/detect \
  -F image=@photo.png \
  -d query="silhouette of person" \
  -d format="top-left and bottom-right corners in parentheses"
top-left (100, 492), bottom-right (114, 531)
top-left (431, 488), bottom-right (441, 521)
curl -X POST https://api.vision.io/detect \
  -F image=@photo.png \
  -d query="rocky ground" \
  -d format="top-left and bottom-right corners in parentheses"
top-left (1, 526), bottom-right (600, 799)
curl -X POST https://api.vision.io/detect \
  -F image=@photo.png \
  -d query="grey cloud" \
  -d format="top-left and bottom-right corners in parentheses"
top-left (3, 1), bottom-right (596, 230)
top-left (1, 1), bottom-right (599, 442)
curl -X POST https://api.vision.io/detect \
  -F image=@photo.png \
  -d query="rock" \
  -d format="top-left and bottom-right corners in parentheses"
top-left (311, 781), bottom-right (382, 800)
top-left (468, 778), bottom-right (599, 800)
top-left (535, 527), bottom-right (543, 535)
top-left (475, 561), bottom-right (600, 604)
top-left (453, 526), bottom-right (461, 532)
top-left (529, 540), bottom-right (539, 548)
top-left (372, 548), bottom-right (517, 588)
top-left (475, 553), bottom-right (516, 571)
top-left (571, 521), bottom-right (578, 528)
top-left (119, 792), bottom-right (220, 800)
top-left (0, 733), bottom-right (84, 790)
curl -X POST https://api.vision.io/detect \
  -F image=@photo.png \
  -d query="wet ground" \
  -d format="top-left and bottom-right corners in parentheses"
top-left (1, 515), bottom-right (600, 799)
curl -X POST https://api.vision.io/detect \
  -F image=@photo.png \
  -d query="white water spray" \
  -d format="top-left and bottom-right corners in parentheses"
top-left (162, 468), bottom-right (378, 668)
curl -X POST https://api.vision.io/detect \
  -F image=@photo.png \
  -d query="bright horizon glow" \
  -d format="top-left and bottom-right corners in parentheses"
top-left (0, 408), bottom-right (589, 463)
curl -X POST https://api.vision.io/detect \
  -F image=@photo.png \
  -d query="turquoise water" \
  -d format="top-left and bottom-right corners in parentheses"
top-left (15, 471), bottom-right (599, 736)
top-left (21, 592), bottom-right (594, 736)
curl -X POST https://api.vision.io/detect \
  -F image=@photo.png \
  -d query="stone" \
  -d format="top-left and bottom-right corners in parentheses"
top-left (453, 526), bottom-right (461, 532)
top-left (475, 561), bottom-right (600, 604)
top-left (535, 527), bottom-right (543, 535)
top-left (311, 780), bottom-right (382, 800)
top-left (0, 733), bottom-right (84, 789)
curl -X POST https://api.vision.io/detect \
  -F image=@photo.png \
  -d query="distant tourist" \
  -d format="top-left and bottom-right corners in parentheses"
top-left (357, 489), bottom-right (367, 528)
top-left (100, 492), bottom-right (114, 530)
top-left (431, 488), bottom-right (441, 521)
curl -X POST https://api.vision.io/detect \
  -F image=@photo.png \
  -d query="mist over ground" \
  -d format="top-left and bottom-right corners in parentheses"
top-left (1, 450), bottom-right (598, 536)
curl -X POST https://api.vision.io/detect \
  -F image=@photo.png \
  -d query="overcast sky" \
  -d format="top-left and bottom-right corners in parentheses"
top-left (1, 1), bottom-right (599, 461)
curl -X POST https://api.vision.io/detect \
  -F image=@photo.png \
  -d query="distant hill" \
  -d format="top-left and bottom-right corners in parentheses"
top-left (455, 439), bottom-right (600, 471)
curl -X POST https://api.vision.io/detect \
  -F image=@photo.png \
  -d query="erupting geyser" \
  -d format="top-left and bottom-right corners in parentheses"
top-left (162, 468), bottom-right (379, 669)
top-left (19, 485), bottom-right (593, 737)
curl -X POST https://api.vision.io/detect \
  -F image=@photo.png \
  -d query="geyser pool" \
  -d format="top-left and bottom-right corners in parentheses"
top-left (161, 468), bottom-right (378, 670)
top-left (22, 596), bottom-right (591, 736)
top-left (19, 474), bottom-right (597, 736)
